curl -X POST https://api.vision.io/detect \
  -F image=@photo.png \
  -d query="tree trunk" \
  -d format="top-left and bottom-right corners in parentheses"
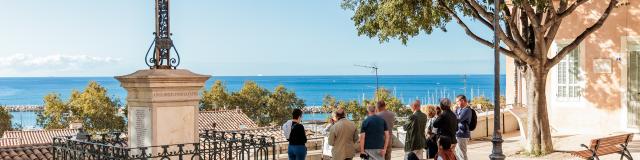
top-left (524, 66), bottom-right (554, 155)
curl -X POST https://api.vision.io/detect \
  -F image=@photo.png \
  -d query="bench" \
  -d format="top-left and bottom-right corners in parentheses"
top-left (571, 133), bottom-right (634, 160)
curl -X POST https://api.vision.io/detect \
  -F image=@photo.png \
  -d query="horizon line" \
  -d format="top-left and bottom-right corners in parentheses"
top-left (0, 73), bottom-right (508, 78)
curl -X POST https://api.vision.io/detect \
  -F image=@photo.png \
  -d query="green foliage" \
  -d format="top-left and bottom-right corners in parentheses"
top-left (37, 81), bottom-right (125, 133)
top-left (470, 96), bottom-right (493, 110)
top-left (341, 0), bottom-right (553, 44)
top-left (0, 106), bottom-right (12, 136)
top-left (470, 95), bottom-right (507, 111)
top-left (37, 93), bottom-right (69, 129)
top-left (200, 81), bottom-right (306, 126)
top-left (266, 85), bottom-right (305, 125)
top-left (229, 81), bottom-right (271, 125)
top-left (341, 100), bottom-right (366, 122)
top-left (341, 0), bottom-right (451, 44)
top-left (322, 87), bottom-right (411, 124)
top-left (367, 88), bottom-right (411, 117)
top-left (200, 80), bottom-right (231, 111)
top-left (321, 95), bottom-right (338, 112)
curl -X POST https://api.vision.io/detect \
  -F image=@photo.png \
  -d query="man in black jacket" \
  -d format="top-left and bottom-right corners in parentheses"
top-left (432, 98), bottom-right (458, 145)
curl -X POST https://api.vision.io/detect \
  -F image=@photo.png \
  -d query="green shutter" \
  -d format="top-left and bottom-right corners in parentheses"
top-left (628, 50), bottom-right (640, 128)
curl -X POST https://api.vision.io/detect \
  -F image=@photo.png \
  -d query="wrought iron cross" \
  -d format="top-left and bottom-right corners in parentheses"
top-left (145, 0), bottom-right (180, 69)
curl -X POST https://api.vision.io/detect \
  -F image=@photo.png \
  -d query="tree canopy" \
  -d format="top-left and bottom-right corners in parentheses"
top-left (37, 81), bottom-right (125, 133)
top-left (200, 80), bottom-right (305, 126)
top-left (0, 106), bottom-right (12, 137)
top-left (200, 80), bottom-right (231, 111)
top-left (322, 87), bottom-right (411, 123)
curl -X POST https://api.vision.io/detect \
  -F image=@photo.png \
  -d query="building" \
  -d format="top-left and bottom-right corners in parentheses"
top-left (0, 129), bottom-right (78, 147)
top-left (198, 109), bottom-right (259, 131)
top-left (506, 0), bottom-right (640, 134)
top-left (0, 129), bottom-right (78, 159)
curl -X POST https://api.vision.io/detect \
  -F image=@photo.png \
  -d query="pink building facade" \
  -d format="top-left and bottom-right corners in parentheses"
top-left (506, 0), bottom-right (640, 134)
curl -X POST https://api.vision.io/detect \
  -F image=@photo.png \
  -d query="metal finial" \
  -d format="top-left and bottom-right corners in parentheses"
top-left (145, 0), bottom-right (180, 69)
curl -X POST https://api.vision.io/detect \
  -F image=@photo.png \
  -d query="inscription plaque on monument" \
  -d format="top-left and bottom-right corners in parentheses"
top-left (129, 107), bottom-right (152, 153)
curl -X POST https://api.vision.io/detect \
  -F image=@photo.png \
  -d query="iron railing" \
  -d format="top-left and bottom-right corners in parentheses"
top-left (52, 130), bottom-right (276, 160)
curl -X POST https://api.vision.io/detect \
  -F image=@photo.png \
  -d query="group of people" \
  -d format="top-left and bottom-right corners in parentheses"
top-left (409, 95), bottom-right (475, 160)
top-left (283, 94), bottom-right (475, 160)
top-left (326, 101), bottom-right (396, 160)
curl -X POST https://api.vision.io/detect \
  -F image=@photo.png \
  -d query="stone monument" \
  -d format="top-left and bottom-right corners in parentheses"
top-left (115, 0), bottom-right (209, 155)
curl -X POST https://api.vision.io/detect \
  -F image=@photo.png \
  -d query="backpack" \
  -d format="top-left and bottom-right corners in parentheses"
top-left (469, 108), bottom-right (477, 131)
top-left (282, 120), bottom-right (293, 140)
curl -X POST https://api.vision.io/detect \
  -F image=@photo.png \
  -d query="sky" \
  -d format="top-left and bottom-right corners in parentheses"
top-left (0, 0), bottom-right (504, 77)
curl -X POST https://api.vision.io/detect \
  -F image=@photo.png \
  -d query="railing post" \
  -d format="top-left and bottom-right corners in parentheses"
top-left (486, 110), bottom-right (489, 137)
top-left (272, 137), bottom-right (276, 160)
top-left (502, 112), bottom-right (505, 134)
top-left (228, 132), bottom-right (235, 159)
top-left (52, 138), bottom-right (57, 159)
top-left (240, 133), bottom-right (246, 160)
top-left (177, 144), bottom-right (185, 160)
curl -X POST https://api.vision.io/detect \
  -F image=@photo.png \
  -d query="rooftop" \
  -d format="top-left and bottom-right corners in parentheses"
top-left (0, 129), bottom-right (78, 147)
top-left (0, 144), bottom-right (52, 160)
top-left (198, 109), bottom-right (259, 131)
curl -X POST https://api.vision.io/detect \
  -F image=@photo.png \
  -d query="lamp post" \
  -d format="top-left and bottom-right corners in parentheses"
top-left (489, 0), bottom-right (505, 159)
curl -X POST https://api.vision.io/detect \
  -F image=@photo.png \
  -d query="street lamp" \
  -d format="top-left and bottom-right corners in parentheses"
top-left (489, 0), bottom-right (505, 159)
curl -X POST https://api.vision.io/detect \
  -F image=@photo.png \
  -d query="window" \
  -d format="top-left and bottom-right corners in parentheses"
top-left (557, 45), bottom-right (581, 99)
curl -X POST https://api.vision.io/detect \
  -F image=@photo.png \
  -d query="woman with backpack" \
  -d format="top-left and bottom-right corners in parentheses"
top-left (286, 109), bottom-right (307, 160)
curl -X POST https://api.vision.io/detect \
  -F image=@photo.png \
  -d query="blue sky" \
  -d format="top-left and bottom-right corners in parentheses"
top-left (0, 0), bottom-right (503, 77)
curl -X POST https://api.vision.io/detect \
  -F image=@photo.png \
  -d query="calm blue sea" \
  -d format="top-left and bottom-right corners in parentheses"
top-left (1, 75), bottom-right (505, 128)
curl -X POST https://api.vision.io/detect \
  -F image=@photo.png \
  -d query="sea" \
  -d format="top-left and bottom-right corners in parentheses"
top-left (1, 75), bottom-right (505, 129)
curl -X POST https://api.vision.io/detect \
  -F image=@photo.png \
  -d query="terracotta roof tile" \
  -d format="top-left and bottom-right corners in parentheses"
top-left (223, 126), bottom-right (321, 143)
top-left (1, 129), bottom-right (78, 147)
top-left (198, 109), bottom-right (258, 131)
top-left (0, 144), bottom-right (52, 160)
top-left (0, 138), bottom-right (22, 147)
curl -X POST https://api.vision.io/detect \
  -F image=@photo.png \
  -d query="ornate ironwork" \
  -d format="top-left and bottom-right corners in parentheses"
top-left (52, 130), bottom-right (276, 160)
top-left (145, 0), bottom-right (180, 69)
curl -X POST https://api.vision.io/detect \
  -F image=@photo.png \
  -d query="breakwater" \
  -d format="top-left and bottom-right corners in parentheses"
top-left (2, 105), bottom-right (43, 112)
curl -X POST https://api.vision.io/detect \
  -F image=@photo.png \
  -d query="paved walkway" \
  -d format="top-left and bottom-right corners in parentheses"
top-left (290, 131), bottom-right (639, 160)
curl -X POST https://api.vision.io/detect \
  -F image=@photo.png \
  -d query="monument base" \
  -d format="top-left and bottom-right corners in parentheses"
top-left (116, 69), bottom-right (209, 154)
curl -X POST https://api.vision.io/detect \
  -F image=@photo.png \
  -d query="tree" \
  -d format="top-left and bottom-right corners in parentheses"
top-left (366, 88), bottom-right (411, 117)
top-left (200, 80), bottom-right (231, 111)
top-left (0, 106), bottom-right (12, 137)
top-left (341, 100), bottom-right (366, 122)
top-left (470, 96), bottom-right (494, 111)
top-left (37, 81), bottom-right (126, 133)
top-left (322, 88), bottom-right (410, 124)
top-left (321, 94), bottom-right (338, 112)
top-left (342, 0), bottom-right (617, 154)
top-left (201, 81), bottom-right (306, 126)
top-left (37, 93), bottom-right (70, 129)
top-left (266, 85), bottom-right (306, 125)
top-left (229, 81), bottom-right (271, 126)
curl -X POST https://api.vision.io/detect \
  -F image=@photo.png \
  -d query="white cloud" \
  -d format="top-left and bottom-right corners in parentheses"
top-left (0, 53), bottom-right (122, 76)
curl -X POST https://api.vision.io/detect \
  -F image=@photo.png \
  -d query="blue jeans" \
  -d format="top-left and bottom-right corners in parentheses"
top-left (288, 144), bottom-right (307, 160)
